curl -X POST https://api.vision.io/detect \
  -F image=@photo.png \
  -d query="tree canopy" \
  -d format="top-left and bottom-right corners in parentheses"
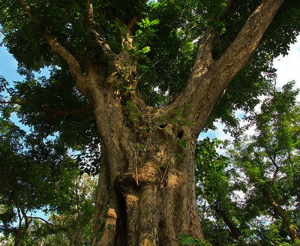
top-left (0, 0), bottom-right (300, 245)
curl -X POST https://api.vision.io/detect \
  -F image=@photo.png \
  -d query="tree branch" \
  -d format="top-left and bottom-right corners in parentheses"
top-left (214, 204), bottom-right (245, 244)
top-left (263, 189), bottom-right (299, 242)
top-left (191, 27), bottom-right (216, 83)
top-left (42, 104), bottom-right (93, 117)
top-left (43, 32), bottom-right (85, 82)
top-left (0, 99), bottom-right (92, 118)
top-left (188, 0), bottom-right (234, 81)
top-left (27, 216), bottom-right (55, 227)
top-left (18, 0), bottom-right (39, 26)
top-left (85, 0), bottom-right (113, 55)
top-left (162, 0), bottom-right (285, 137)
top-left (126, 15), bottom-right (139, 35)
top-left (214, 0), bottom-right (285, 88)
top-left (0, 100), bottom-right (27, 105)
top-left (18, 0), bottom-right (85, 85)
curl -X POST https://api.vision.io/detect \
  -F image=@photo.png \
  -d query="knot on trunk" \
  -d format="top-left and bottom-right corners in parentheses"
top-left (116, 162), bottom-right (161, 193)
top-left (105, 208), bottom-right (117, 229)
top-left (139, 162), bottom-right (161, 185)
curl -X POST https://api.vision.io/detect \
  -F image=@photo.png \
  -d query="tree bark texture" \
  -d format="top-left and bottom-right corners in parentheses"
top-left (17, 0), bottom-right (286, 245)
top-left (87, 54), bottom-right (203, 245)
top-left (263, 189), bottom-right (299, 244)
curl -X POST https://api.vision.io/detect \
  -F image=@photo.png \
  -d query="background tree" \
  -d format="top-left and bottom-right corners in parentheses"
top-left (0, 106), bottom-right (97, 245)
top-left (1, 0), bottom-right (300, 245)
top-left (26, 174), bottom-right (97, 246)
top-left (196, 81), bottom-right (299, 245)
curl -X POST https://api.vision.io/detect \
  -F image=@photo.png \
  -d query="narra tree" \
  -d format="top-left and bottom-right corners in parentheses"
top-left (0, 0), bottom-right (300, 245)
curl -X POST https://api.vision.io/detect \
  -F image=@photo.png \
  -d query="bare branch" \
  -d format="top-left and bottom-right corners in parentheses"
top-left (27, 216), bottom-right (55, 227)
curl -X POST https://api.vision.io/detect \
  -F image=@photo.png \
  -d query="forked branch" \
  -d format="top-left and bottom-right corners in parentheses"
top-left (85, 0), bottom-right (114, 55)
top-left (163, 0), bottom-right (285, 136)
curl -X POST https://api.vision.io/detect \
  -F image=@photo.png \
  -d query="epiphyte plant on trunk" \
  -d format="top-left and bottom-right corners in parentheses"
top-left (0, 0), bottom-right (300, 245)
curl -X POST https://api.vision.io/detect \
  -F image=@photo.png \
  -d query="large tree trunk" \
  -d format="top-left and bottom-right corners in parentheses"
top-left (92, 139), bottom-right (203, 246)
top-left (88, 59), bottom-right (203, 244)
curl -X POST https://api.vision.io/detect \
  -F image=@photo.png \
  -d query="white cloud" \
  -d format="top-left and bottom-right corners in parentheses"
top-left (273, 35), bottom-right (300, 90)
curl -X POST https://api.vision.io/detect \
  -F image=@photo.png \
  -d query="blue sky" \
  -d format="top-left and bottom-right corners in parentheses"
top-left (0, 43), bottom-right (24, 83)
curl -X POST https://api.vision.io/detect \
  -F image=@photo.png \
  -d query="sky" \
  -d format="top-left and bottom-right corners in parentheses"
top-left (273, 35), bottom-right (300, 91)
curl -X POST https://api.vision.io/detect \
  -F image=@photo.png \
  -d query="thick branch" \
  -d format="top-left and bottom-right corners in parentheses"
top-left (215, 0), bottom-right (285, 88)
top-left (188, 0), bottom-right (234, 82)
top-left (126, 15), bottom-right (139, 35)
top-left (18, 0), bottom-right (85, 85)
top-left (192, 27), bottom-right (216, 83)
top-left (214, 206), bottom-right (245, 244)
top-left (162, 0), bottom-right (285, 136)
top-left (43, 32), bottom-right (84, 82)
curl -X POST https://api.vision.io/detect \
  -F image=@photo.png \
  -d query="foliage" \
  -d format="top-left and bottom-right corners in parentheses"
top-left (29, 174), bottom-right (97, 245)
top-left (0, 0), bottom-right (300, 244)
top-left (0, 114), bottom-right (97, 244)
top-left (196, 81), bottom-right (300, 245)
top-left (178, 234), bottom-right (212, 246)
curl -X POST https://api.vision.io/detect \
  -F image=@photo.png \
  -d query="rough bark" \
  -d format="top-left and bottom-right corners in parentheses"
top-left (263, 189), bottom-right (299, 244)
top-left (214, 204), bottom-right (245, 244)
top-left (87, 53), bottom-right (203, 245)
top-left (17, 0), bottom-right (286, 245)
